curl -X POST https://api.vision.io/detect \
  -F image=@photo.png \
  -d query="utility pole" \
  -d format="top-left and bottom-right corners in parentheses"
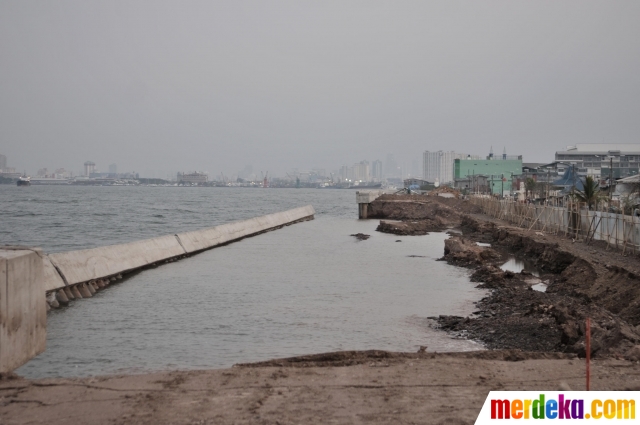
top-left (547, 168), bottom-right (550, 200)
top-left (609, 156), bottom-right (613, 202)
top-left (472, 169), bottom-right (475, 194)
top-left (501, 173), bottom-right (504, 199)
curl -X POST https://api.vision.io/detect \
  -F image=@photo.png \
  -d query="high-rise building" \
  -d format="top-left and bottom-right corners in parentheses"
top-left (352, 161), bottom-right (370, 182)
top-left (423, 151), bottom-right (475, 184)
top-left (109, 164), bottom-right (117, 175)
top-left (371, 160), bottom-right (383, 181)
top-left (422, 151), bottom-right (456, 183)
top-left (0, 154), bottom-right (6, 170)
top-left (338, 165), bottom-right (350, 181)
top-left (84, 161), bottom-right (96, 177)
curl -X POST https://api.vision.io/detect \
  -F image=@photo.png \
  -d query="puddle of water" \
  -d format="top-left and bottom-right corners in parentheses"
top-left (531, 283), bottom-right (547, 292)
top-left (500, 257), bottom-right (540, 277)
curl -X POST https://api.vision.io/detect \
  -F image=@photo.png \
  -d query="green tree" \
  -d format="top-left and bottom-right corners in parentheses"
top-left (574, 175), bottom-right (603, 210)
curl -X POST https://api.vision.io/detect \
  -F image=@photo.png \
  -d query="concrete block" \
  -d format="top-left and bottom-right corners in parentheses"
top-left (46, 292), bottom-right (59, 309)
top-left (0, 249), bottom-right (47, 373)
top-left (55, 289), bottom-right (69, 305)
top-left (176, 205), bottom-right (315, 253)
top-left (42, 255), bottom-right (66, 292)
top-left (356, 191), bottom-right (383, 204)
top-left (49, 235), bottom-right (187, 286)
top-left (63, 286), bottom-right (74, 300)
top-left (71, 285), bottom-right (82, 299)
top-left (78, 283), bottom-right (92, 298)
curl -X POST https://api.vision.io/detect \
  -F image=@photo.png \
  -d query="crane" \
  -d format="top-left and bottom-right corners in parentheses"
top-left (261, 171), bottom-right (268, 188)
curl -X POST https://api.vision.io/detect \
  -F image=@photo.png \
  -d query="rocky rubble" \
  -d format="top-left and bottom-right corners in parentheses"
top-left (439, 235), bottom-right (501, 267)
top-left (435, 214), bottom-right (640, 360)
top-left (376, 220), bottom-right (441, 236)
top-left (437, 289), bottom-right (640, 358)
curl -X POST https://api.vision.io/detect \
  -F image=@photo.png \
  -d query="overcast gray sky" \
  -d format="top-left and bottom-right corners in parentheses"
top-left (1, 1), bottom-right (639, 178)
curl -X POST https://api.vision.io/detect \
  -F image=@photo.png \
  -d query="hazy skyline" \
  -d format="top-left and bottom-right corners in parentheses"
top-left (2, 1), bottom-right (639, 177)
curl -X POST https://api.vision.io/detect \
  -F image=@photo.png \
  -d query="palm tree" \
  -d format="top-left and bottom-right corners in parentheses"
top-left (574, 175), bottom-right (603, 210)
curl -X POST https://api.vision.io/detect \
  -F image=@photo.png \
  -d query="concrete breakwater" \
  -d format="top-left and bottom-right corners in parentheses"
top-left (42, 205), bottom-right (315, 309)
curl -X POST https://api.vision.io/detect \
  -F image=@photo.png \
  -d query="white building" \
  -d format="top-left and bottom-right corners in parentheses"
top-left (555, 143), bottom-right (640, 179)
top-left (423, 151), bottom-right (477, 184)
top-left (352, 161), bottom-right (370, 182)
top-left (84, 161), bottom-right (96, 177)
top-left (338, 165), bottom-right (350, 182)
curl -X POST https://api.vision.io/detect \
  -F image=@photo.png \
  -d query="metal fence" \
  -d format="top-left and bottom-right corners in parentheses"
top-left (470, 196), bottom-right (640, 255)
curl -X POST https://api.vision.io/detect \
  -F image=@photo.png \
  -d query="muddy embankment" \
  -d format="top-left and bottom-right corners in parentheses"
top-left (368, 194), bottom-right (482, 235)
top-left (370, 195), bottom-right (640, 360)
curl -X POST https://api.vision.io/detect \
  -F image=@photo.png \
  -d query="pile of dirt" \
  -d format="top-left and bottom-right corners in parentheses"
top-left (369, 195), bottom-right (484, 237)
top-left (367, 195), bottom-right (464, 223)
top-left (439, 235), bottom-right (501, 267)
top-left (437, 289), bottom-right (640, 358)
top-left (376, 220), bottom-right (440, 236)
top-left (470, 265), bottom-right (520, 288)
top-left (427, 186), bottom-right (461, 198)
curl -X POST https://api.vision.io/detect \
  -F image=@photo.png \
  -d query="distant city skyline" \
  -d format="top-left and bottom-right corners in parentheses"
top-left (2, 2), bottom-right (639, 178)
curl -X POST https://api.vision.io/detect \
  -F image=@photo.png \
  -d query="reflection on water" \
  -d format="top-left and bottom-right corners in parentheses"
top-left (500, 255), bottom-right (548, 291)
top-left (500, 257), bottom-right (540, 277)
top-left (531, 283), bottom-right (547, 292)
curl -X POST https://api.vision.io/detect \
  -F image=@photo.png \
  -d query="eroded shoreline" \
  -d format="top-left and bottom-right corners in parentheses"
top-left (368, 194), bottom-right (640, 360)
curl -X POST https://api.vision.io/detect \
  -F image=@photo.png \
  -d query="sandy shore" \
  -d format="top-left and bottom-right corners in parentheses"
top-left (2, 350), bottom-right (639, 425)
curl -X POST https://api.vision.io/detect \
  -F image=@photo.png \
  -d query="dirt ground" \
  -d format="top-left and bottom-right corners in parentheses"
top-left (2, 351), bottom-right (639, 425)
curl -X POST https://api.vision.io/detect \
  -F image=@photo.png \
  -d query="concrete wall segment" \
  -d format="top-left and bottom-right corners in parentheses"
top-left (176, 205), bottom-right (314, 253)
top-left (0, 250), bottom-right (47, 373)
top-left (42, 255), bottom-right (66, 292)
top-left (45, 206), bottom-right (314, 288)
top-left (49, 234), bottom-right (186, 286)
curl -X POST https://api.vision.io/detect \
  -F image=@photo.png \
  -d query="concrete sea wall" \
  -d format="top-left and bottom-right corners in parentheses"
top-left (0, 249), bottom-right (47, 373)
top-left (44, 205), bottom-right (315, 309)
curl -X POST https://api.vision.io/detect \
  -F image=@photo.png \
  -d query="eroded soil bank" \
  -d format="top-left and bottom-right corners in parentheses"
top-left (369, 194), bottom-right (640, 360)
top-left (370, 194), bottom-right (482, 235)
top-left (2, 350), bottom-right (639, 425)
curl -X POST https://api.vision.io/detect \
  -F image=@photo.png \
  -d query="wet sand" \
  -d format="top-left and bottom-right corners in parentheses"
top-left (2, 350), bottom-right (639, 425)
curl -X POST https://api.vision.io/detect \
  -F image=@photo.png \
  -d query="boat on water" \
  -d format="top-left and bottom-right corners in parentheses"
top-left (16, 176), bottom-right (31, 186)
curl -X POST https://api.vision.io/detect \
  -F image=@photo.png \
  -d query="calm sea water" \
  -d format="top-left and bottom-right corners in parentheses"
top-left (1, 186), bottom-right (485, 378)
